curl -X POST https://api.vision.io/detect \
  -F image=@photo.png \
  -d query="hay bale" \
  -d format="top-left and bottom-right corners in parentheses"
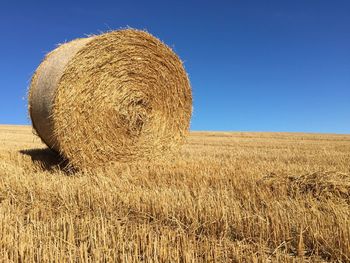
top-left (29, 29), bottom-right (192, 168)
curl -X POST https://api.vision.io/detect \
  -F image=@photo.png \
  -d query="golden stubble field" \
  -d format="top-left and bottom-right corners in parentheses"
top-left (0, 125), bottom-right (349, 262)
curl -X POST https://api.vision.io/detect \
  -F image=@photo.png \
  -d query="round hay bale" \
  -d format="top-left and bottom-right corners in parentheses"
top-left (29, 29), bottom-right (192, 168)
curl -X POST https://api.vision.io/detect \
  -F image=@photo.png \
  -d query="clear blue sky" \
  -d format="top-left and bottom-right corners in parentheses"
top-left (0, 1), bottom-right (349, 133)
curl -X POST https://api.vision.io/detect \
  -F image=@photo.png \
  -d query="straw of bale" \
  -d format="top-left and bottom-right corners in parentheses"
top-left (29, 29), bottom-right (192, 168)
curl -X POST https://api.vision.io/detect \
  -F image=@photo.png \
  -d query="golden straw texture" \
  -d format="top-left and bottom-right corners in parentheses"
top-left (29, 29), bottom-right (192, 168)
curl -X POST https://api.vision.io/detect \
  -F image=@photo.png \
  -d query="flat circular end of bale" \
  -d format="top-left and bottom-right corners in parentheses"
top-left (29, 29), bottom-right (192, 169)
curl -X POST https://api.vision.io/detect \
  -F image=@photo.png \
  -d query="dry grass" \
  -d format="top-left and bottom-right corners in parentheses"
top-left (0, 125), bottom-right (349, 262)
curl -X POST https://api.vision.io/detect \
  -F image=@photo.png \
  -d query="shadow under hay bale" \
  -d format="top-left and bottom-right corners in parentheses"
top-left (19, 148), bottom-right (72, 173)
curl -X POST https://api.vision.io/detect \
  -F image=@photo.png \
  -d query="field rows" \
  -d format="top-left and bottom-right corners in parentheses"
top-left (0, 126), bottom-right (349, 262)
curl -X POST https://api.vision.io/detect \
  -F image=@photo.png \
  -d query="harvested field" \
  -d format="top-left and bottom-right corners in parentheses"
top-left (0, 125), bottom-right (349, 262)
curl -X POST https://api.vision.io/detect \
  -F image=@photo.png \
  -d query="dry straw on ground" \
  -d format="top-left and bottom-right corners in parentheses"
top-left (1, 126), bottom-right (350, 262)
top-left (29, 29), bottom-right (192, 168)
